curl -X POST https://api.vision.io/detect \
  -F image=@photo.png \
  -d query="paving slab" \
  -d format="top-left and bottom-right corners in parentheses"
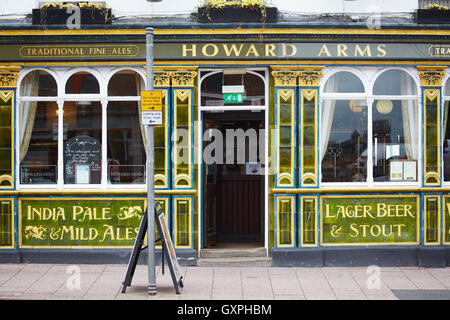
top-left (400, 268), bottom-right (446, 290)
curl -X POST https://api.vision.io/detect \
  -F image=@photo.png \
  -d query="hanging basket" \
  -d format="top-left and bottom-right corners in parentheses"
top-left (416, 9), bottom-right (450, 24)
top-left (32, 8), bottom-right (112, 25)
top-left (197, 6), bottom-right (277, 23)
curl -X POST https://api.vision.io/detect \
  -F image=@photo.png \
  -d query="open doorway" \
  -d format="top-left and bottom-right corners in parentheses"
top-left (203, 111), bottom-right (265, 249)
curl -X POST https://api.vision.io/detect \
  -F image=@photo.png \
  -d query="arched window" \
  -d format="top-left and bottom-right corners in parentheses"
top-left (107, 70), bottom-right (146, 184)
top-left (63, 71), bottom-right (101, 184)
top-left (19, 70), bottom-right (58, 184)
top-left (321, 71), bottom-right (367, 182)
top-left (372, 69), bottom-right (419, 182)
top-left (200, 70), bottom-right (265, 107)
top-left (65, 71), bottom-right (100, 94)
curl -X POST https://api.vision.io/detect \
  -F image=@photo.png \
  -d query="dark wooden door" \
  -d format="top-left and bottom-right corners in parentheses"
top-left (216, 175), bottom-right (263, 243)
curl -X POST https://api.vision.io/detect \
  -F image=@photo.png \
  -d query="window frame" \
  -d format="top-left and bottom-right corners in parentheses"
top-left (17, 67), bottom-right (147, 190)
top-left (442, 70), bottom-right (450, 185)
top-left (319, 67), bottom-right (422, 188)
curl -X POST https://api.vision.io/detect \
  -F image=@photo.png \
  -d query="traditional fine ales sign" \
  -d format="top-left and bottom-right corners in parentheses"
top-left (321, 196), bottom-right (419, 245)
top-left (20, 198), bottom-right (146, 247)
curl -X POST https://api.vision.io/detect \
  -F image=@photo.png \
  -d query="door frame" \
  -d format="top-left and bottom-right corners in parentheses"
top-left (197, 67), bottom-right (269, 256)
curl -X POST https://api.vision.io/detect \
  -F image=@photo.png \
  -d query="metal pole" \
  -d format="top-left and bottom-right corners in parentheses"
top-left (146, 27), bottom-right (157, 295)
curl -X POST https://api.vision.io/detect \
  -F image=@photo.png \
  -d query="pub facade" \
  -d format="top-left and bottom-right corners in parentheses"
top-left (0, 6), bottom-right (450, 267)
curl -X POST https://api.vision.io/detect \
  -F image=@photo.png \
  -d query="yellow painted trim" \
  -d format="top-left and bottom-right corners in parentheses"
top-left (6, 27), bottom-right (450, 37)
top-left (0, 189), bottom-right (196, 196)
top-left (154, 89), bottom-right (169, 189)
top-left (276, 88), bottom-right (295, 187)
top-left (443, 196), bottom-right (450, 245)
top-left (18, 197), bottom-right (147, 248)
top-left (0, 91), bottom-right (14, 190)
top-left (173, 196), bottom-right (192, 249)
top-left (2, 60), bottom-right (450, 68)
top-left (424, 195), bottom-right (441, 245)
top-left (300, 196), bottom-right (318, 247)
top-left (272, 187), bottom-right (450, 194)
top-left (423, 89), bottom-right (441, 186)
top-left (276, 195), bottom-right (295, 248)
top-left (0, 198), bottom-right (14, 249)
top-left (320, 194), bottom-right (420, 246)
top-left (300, 89), bottom-right (318, 187)
top-left (173, 89), bottom-right (192, 189)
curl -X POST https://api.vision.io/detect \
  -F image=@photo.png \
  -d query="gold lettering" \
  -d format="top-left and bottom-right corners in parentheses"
top-left (265, 44), bottom-right (276, 57)
top-left (354, 44), bottom-right (372, 57)
top-left (61, 225), bottom-right (74, 240)
top-left (282, 43), bottom-right (297, 57)
top-left (317, 44), bottom-right (331, 57)
top-left (377, 203), bottom-right (387, 217)
top-left (337, 44), bottom-right (348, 57)
top-left (102, 207), bottom-right (112, 220)
top-left (182, 44), bottom-right (197, 57)
top-left (245, 44), bottom-right (260, 57)
top-left (350, 223), bottom-right (359, 237)
top-left (325, 204), bottom-right (336, 219)
top-left (404, 205), bottom-right (415, 218)
top-left (222, 44), bottom-right (244, 56)
top-left (202, 44), bottom-right (219, 57)
top-left (377, 44), bottom-right (387, 57)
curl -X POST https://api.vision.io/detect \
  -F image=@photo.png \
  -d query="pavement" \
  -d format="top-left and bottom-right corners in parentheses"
top-left (0, 264), bottom-right (450, 300)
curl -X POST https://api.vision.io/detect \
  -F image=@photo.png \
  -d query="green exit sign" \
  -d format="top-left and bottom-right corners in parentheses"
top-left (224, 93), bottom-right (243, 104)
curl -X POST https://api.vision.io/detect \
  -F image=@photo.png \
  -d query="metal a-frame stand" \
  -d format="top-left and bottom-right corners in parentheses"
top-left (121, 205), bottom-right (183, 294)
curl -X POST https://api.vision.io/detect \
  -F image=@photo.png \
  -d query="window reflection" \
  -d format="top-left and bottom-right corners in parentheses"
top-left (107, 101), bottom-right (145, 184)
top-left (321, 100), bottom-right (367, 182)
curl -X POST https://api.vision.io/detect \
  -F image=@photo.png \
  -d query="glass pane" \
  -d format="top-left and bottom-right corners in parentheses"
top-left (20, 101), bottom-right (58, 184)
top-left (176, 199), bottom-right (190, 246)
top-left (372, 100), bottom-right (418, 182)
top-left (426, 198), bottom-right (438, 243)
top-left (279, 199), bottom-right (292, 245)
top-left (279, 101), bottom-right (293, 126)
top-left (0, 200), bottom-right (12, 247)
top-left (107, 101), bottom-right (145, 184)
top-left (0, 99), bottom-right (12, 182)
top-left (201, 72), bottom-right (265, 106)
top-left (63, 101), bottom-right (102, 184)
top-left (373, 70), bottom-right (417, 95)
top-left (20, 70), bottom-right (57, 97)
top-left (302, 198), bottom-right (316, 245)
top-left (321, 100), bottom-right (367, 182)
top-left (444, 101), bottom-right (450, 180)
top-left (108, 71), bottom-right (143, 96)
top-left (323, 72), bottom-right (364, 93)
top-left (65, 72), bottom-right (100, 94)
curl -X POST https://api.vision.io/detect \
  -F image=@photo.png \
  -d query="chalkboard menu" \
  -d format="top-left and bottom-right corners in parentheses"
top-left (64, 135), bottom-right (101, 184)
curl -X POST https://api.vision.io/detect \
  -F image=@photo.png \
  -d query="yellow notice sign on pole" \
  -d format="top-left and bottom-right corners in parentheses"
top-left (141, 90), bottom-right (163, 125)
top-left (141, 90), bottom-right (162, 111)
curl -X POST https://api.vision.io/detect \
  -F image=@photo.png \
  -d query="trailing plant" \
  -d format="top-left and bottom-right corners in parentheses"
top-left (427, 3), bottom-right (449, 10)
top-left (201, 0), bottom-right (269, 22)
top-left (38, 2), bottom-right (110, 25)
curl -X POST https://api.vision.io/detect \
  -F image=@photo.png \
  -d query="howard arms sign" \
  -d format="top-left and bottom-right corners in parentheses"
top-left (2, 42), bottom-right (450, 61)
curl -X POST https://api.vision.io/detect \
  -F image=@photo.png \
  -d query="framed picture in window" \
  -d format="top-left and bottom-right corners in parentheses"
top-left (403, 160), bottom-right (417, 181)
top-left (389, 160), bottom-right (403, 181)
top-left (75, 163), bottom-right (90, 184)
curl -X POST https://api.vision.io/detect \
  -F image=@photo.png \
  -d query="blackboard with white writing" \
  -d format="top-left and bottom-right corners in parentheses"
top-left (64, 135), bottom-right (101, 184)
